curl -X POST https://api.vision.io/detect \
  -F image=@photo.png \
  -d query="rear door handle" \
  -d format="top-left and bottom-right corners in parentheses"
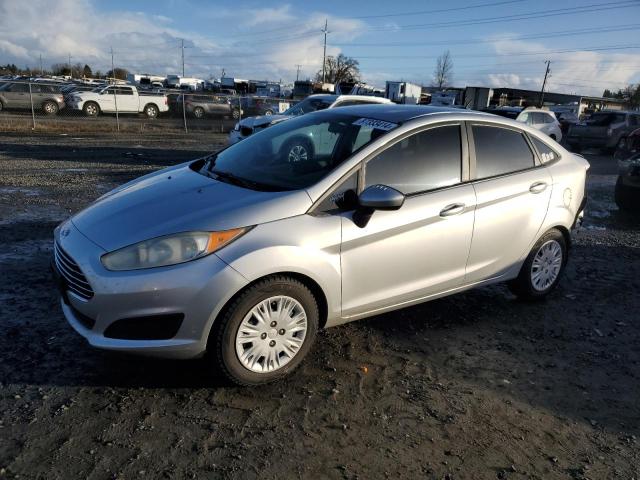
top-left (529, 181), bottom-right (548, 194)
top-left (440, 203), bottom-right (466, 217)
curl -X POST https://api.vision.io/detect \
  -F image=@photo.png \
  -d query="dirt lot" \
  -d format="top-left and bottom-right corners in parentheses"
top-left (0, 132), bottom-right (638, 480)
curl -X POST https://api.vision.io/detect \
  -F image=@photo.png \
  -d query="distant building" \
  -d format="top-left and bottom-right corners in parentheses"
top-left (490, 87), bottom-right (627, 116)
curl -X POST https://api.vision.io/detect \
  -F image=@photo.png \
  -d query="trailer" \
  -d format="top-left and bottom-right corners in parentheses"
top-left (385, 81), bottom-right (422, 104)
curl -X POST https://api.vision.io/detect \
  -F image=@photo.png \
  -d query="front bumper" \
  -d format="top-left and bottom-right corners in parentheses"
top-left (53, 221), bottom-right (248, 359)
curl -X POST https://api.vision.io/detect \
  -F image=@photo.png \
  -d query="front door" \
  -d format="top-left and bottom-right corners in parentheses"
top-left (339, 124), bottom-right (476, 318)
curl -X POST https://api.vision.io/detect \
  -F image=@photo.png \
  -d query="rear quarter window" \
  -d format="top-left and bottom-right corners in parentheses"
top-left (530, 136), bottom-right (559, 163)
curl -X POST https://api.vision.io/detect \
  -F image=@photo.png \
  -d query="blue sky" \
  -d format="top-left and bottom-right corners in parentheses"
top-left (1, 0), bottom-right (639, 95)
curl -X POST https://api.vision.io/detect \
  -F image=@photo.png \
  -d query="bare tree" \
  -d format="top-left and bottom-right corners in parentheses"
top-left (433, 50), bottom-right (453, 89)
top-left (316, 54), bottom-right (361, 84)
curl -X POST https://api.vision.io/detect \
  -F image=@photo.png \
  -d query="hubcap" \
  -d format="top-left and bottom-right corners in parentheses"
top-left (531, 240), bottom-right (563, 291)
top-left (86, 105), bottom-right (96, 115)
top-left (288, 145), bottom-right (308, 163)
top-left (235, 295), bottom-right (307, 373)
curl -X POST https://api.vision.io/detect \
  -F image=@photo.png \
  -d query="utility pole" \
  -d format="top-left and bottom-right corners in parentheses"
top-left (321, 19), bottom-right (329, 83)
top-left (181, 38), bottom-right (185, 77)
top-left (110, 47), bottom-right (120, 132)
top-left (295, 64), bottom-right (302, 81)
top-left (180, 39), bottom-right (187, 133)
top-left (539, 60), bottom-right (551, 107)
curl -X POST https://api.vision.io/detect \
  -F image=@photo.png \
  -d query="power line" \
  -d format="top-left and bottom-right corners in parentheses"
top-left (352, 0), bottom-right (526, 19)
top-left (336, 24), bottom-right (640, 47)
top-left (350, 44), bottom-right (640, 60)
top-left (335, 1), bottom-right (639, 34)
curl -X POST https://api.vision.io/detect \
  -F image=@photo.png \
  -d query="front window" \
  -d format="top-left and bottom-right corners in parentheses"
top-left (283, 97), bottom-right (334, 116)
top-left (204, 111), bottom-right (399, 191)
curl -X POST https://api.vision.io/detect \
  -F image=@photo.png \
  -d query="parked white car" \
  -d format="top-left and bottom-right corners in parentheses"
top-left (229, 94), bottom-right (392, 144)
top-left (516, 108), bottom-right (563, 142)
top-left (66, 85), bottom-right (169, 118)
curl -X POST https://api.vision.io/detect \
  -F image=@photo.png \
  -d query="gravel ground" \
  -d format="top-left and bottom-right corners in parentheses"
top-left (0, 132), bottom-right (638, 480)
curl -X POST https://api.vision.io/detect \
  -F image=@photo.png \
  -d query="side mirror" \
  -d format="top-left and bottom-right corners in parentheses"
top-left (358, 184), bottom-right (405, 211)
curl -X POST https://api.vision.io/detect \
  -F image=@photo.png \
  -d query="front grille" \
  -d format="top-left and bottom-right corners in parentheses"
top-left (54, 241), bottom-right (94, 300)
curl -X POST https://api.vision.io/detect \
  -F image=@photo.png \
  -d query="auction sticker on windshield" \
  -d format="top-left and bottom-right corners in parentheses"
top-left (352, 118), bottom-right (398, 131)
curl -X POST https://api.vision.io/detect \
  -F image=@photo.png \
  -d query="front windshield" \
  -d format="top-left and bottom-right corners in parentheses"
top-left (283, 97), bottom-right (334, 116)
top-left (206, 111), bottom-right (398, 191)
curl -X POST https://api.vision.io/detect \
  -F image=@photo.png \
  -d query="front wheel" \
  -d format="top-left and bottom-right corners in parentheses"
top-left (210, 276), bottom-right (319, 386)
top-left (508, 229), bottom-right (567, 301)
top-left (144, 104), bottom-right (159, 118)
top-left (231, 108), bottom-right (240, 120)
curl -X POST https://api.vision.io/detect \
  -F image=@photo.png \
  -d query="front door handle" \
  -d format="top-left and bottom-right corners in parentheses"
top-left (529, 181), bottom-right (548, 194)
top-left (440, 203), bottom-right (465, 217)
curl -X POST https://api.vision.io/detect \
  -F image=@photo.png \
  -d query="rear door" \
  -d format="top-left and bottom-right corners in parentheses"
top-left (465, 123), bottom-right (552, 283)
top-left (340, 123), bottom-right (476, 317)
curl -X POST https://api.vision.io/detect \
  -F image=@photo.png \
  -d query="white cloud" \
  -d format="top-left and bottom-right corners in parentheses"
top-left (478, 36), bottom-right (640, 96)
top-left (0, 0), bottom-right (365, 83)
top-left (244, 5), bottom-right (295, 26)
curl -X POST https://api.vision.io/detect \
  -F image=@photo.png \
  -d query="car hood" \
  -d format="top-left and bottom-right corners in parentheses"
top-left (238, 114), bottom-right (291, 129)
top-left (71, 160), bottom-right (312, 252)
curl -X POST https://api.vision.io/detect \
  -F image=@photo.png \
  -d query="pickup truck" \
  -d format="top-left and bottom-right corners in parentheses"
top-left (566, 111), bottom-right (640, 153)
top-left (66, 85), bottom-right (169, 118)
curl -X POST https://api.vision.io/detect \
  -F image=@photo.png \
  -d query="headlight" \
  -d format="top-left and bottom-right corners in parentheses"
top-left (101, 228), bottom-right (249, 271)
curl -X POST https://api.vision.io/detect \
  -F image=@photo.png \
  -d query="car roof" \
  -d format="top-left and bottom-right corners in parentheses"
top-left (314, 104), bottom-right (488, 123)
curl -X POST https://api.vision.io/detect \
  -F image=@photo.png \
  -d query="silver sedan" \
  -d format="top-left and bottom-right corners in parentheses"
top-left (52, 105), bottom-right (589, 385)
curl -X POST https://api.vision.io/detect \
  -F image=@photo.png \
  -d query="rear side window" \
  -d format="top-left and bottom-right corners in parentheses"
top-left (365, 125), bottom-right (462, 194)
top-left (472, 126), bottom-right (534, 178)
top-left (531, 137), bottom-right (559, 163)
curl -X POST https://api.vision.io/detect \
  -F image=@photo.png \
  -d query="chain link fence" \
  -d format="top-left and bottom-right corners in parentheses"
top-left (0, 80), bottom-right (293, 136)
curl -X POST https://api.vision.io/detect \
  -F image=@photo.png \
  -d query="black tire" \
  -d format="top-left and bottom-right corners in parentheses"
top-left (144, 103), bottom-right (159, 118)
top-left (193, 106), bottom-right (205, 119)
top-left (616, 137), bottom-right (628, 150)
top-left (615, 176), bottom-right (640, 212)
top-left (42, 100), bottom-right (59, 115)
top-left (83, 101), bottom-right (99, 117)
top-left (281, 136), bottom-right (314, 163)
top-left (0, 100), bottom-right (5, 112)
top-left (508, 228), bottom-right (568, 301)
top-left (210, 275), bottom-right (319, 386)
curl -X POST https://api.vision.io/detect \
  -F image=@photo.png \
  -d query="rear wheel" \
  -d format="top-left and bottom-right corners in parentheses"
top-left (231, 108), bottom-right (240, 120)
top-left (210, 276), bottom-right (319, 386)
top-left (83, 102), bottom-right (99, 117)
top-left (144, 103), bottom-right (159, 118)
top-left (193, 106), bottom-right (205, 119)
top-left (42, 101), bottom-right (59, 115)
top-left (508, 229), bottom-right (567, 300)
top-left (0, 101), bottom-right (4, 112)
top-left (264, 109), bottom-right (274, 116)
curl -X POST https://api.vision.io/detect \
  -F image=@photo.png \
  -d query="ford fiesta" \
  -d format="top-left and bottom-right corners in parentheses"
top-left (52, 105), bottom-right (589, 386)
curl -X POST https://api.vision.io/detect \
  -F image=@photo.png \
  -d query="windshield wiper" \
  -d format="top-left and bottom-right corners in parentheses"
top-left (210, 169), bottom-right (285, 192)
